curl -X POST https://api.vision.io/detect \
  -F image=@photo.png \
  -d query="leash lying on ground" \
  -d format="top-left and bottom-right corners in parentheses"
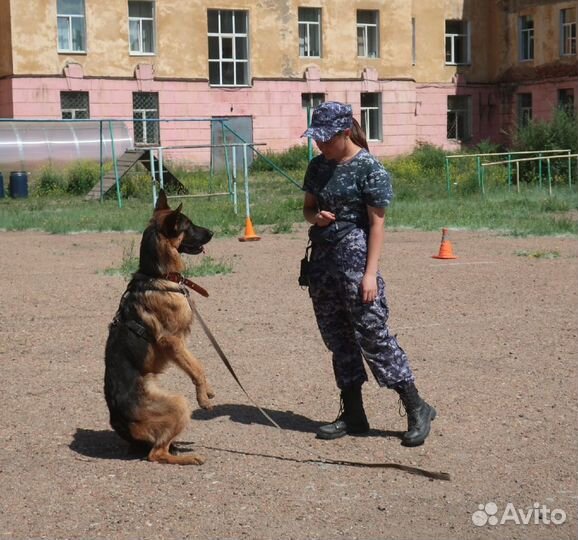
top-left (181, 279), bottom-right (450, 482)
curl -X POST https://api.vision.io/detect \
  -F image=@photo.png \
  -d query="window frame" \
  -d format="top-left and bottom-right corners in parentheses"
top-left (517, 93), bottom-right (533, 127)
top-left (133, 92), bottom-right (160, 145)
top-left (447, 95), bottom-right (472, 142)
top-left (557, 88), bottom-right (574, 113)
top-left (357, 10), bottom-right (379, 58)
top-left (301, 93), bottom-right (325, 110)
top-left (360, 93), bottom-right (382, 142)
top-left (60, 91), bottom-right (90, 119)
top-left (560, 7), bottom-right (577, 56)
top-left (129, 1), bottom-right (156, 56)
top-left (207, 9), bottom-right (250, 87)
top-left (445, 19), bottom-right (471, 65)
top-left (519, 15), bottom-right (534, 61)
top-left (299, 7), bottom-right (322, 58)
top-left (57, 0), bottom-right (87, 53)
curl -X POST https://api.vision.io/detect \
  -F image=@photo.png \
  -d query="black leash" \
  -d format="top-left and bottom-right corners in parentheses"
top-left (187, 294), bottom-right (450, 481)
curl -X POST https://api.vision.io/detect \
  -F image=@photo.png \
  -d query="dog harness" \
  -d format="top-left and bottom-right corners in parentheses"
top-left (110, 273), bottom-right (208, 343)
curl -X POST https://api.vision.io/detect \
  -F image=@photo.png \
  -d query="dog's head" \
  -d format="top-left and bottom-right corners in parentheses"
top-left (152, 190), bottom-right (213, 255)
top-left (138, 190), bottom-right (213, 277)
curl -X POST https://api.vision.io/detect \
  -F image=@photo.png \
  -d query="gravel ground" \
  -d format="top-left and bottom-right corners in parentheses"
top-left (0, 225), bottom-right (576, 540)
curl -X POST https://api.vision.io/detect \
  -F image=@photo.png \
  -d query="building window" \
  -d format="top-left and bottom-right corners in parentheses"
top-left (447, 95), bottom-right (472, 141)
top-left (129, 1), bottom-right (155, 55)
top-left (301, 93), bottom-right (325, 110)
top-left (519, 15), bottom-right (534, 61)
top-left (133, 92), bottom-right (159, 145)
top-left (558, 88), bottom-right (574, 113)
top-left (299, 7), bottom-right (321, 57)
top-left (445, 20), bottom-right (470, 65)
top-left (357, 10), bottom-right (379, 58)
top-left (517, 93), bottom-right (532, 127)
top-left (57, 0), bottom-right (86, 52)
top-left (60, 92), bottom-right (89, 119)
top-left (361, 93), bottom-right (381, 141)
top-left (560, 8), bottom-right (576, 56)
top-left (208, 10), bottom-right (250, 87)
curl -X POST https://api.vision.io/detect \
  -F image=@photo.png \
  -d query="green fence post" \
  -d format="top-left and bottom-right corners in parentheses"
top-left (507, 154), bottom-right (512, 191)
top-left (99, 120), bottom-right (104, 201)
top-left (476, 156), bottom-right (482, 193)
top-left (547, 158), bottom-right (553, 196)
top-left (109, 120), bottom-right (122, 209)
top-left (307, 106), bottom-right (313, 161)
top-left (445, 156), bottom-right (451, 196)
top-left (538, 152), bottom-right (543, 189)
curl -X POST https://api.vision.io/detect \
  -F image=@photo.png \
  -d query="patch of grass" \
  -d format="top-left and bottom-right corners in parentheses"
top-left (104, 241), bottom-right (233, 279)
top-left (1, 166), bottom-right (576, 237)
top-left (185, 255), bottom-right (233, 277)
top-left (515, 249), bottom-right (561, 259)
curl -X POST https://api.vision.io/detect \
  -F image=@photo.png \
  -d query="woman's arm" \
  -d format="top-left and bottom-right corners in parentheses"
top-left (361, 205), bottom-right (386, 303)
top-left (303, 192), bottom-right (335, 226)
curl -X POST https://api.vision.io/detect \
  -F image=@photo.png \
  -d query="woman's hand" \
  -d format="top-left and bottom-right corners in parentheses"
top-left (361, 272), bottom-right (378, 304)
top-left (315, 210), bottom-right (336, 227)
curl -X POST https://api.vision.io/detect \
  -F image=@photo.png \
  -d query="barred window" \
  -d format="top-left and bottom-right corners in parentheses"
top-left (61, 91), bottom-right (89, 119)
top-left (133, 92), bottom-right (159, 145)
top-left (447, 95), bottom-right (472, 141)
top-left (57, 0), bottom-right (86, 52)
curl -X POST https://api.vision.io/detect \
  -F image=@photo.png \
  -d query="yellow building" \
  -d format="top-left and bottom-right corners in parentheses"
top-left (0, 0), bottom-right (576, 160)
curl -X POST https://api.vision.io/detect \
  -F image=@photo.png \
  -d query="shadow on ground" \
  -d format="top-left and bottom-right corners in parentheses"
top-left (192, 402), bottom-right (403, 439)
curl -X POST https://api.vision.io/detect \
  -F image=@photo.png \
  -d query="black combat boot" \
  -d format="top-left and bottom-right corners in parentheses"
top-left (317, 385), bottom-right (370, 440)
top-left (395, 382), bottom-right (436, 447)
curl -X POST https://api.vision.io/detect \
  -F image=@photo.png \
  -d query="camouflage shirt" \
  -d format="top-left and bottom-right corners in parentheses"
top-left (303, 149), bottom-right (393, 231)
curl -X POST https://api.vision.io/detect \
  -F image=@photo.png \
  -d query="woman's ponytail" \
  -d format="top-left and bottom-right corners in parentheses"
top-left (350, 117), bottom-right (369, 151)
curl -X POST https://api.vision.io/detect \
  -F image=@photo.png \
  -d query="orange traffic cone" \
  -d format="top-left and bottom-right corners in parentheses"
top-left (432, 228), bottom-right (457, 259)
top-left (238, 216), bottom-right (261, 242)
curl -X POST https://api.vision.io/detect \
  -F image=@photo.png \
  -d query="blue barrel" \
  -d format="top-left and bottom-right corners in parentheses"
top-left (9, 171), bottom-right (28, 198)
top-left (0, 172), bottom-right (4, 198)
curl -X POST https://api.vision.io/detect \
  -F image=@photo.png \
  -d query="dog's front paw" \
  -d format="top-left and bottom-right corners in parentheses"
top-left (207, 383), bottom-right (215, 399)
top-left (197, 395), bottom-right (213, 410)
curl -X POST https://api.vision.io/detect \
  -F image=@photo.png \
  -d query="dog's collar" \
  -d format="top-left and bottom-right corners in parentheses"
top-left (163, 272), bottom-right (209, 298)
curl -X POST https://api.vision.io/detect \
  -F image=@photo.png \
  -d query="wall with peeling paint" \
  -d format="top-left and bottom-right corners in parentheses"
top-left (0, 0), bottom-right (576, 160)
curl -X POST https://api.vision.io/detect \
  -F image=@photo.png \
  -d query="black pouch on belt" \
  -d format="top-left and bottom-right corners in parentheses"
top-left (308, 221), bottom-right (356, 245)
top-left (298, 241), bottom-right (312, 287)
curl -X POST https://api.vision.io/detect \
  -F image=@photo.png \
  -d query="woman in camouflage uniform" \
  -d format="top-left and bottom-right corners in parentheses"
top-left (301, 101), bottom-right (435, 447)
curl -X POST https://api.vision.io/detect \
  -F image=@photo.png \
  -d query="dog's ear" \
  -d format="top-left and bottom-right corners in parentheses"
top-left (155, 190), bottom-right (170, 211)
top-left (162, 205), bottom-right (183, 235)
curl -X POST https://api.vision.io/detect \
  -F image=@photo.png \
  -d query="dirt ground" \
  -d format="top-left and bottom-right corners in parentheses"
top-left (0, 224), bottom-right (576, 540)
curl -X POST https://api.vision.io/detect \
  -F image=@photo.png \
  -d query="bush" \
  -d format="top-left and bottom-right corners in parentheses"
top-left (34, 166), bottom-right (67, 196)
top-left (384, 143), bottom-right (447, 201)
top-left (514, 109), bottom-right (577, 153)
top-left (251, 144), bottom-right (310, 172)
top-left (66, 161), bottom-right (100, 195)
top-left (512, 109), bottom-right (578, 185)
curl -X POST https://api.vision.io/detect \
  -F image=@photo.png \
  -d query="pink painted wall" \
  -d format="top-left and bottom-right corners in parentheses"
top-left (4, 74), bottom-right (576, 168)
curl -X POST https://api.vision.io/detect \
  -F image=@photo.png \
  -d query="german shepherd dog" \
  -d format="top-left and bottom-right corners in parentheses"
top-left (104, 190), bottom-right (214, 465)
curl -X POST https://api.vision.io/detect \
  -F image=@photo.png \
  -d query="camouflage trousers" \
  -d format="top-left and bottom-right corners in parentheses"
top-left (308, 228), bottom-right (415, 390)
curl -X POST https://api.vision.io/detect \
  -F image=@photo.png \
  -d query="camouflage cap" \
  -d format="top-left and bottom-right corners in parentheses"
top-left (301, 101), bottom-right (353, 142)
